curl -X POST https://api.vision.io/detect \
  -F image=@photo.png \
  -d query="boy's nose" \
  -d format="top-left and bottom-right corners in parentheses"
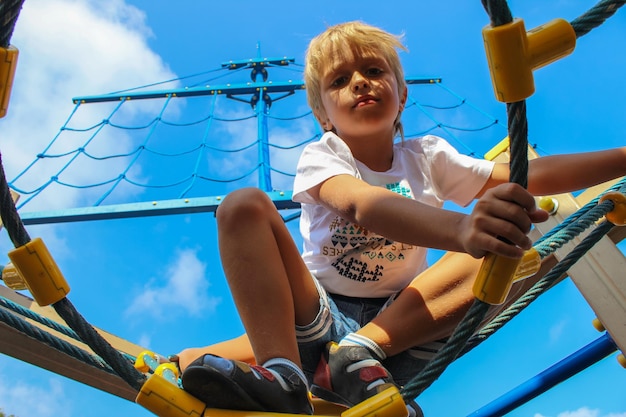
top-left (351, 72), bottom-right (370, 91)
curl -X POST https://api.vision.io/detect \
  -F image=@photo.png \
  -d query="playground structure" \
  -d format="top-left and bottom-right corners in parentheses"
top-left (1, 1), bottom-right (625, 416)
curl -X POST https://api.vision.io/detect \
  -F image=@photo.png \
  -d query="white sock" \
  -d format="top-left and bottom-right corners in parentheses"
top-left (339, 333), bottom-right (387, 360)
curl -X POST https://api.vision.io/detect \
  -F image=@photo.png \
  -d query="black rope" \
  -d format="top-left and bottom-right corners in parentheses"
top-left (480, 0), bottom-right (513, 26)
top-left (0, 152), bottom-right (30, 247)
top-left (401, 300), bottom-right (491, 401)
top-left (571, 0), bottom-right (626, 38)
top-left (0, 0), bottom-right (25, 47)
top-left (506, 101), bottom-right (528, 188)
top-left (52, 298), bottom-right (146, 391)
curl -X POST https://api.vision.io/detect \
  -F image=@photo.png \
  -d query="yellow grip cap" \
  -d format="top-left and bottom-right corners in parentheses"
top-left (0, 45), bottom-right (19, 118)
top-left (473, 252), bottom-right (522, 305)
top-left (1, 262), bottom-right (28, 291)
top-left (7, 237), bottom-right (70, 306)
top-left (599, 192), bottom-right (626, 226)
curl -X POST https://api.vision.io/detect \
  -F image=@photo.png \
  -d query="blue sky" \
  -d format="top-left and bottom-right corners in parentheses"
top-left (1, 1), bottom-right (625, 416)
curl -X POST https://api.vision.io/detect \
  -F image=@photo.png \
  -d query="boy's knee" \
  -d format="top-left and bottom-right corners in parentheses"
top-left (216, 188), bottom-right (275, 226)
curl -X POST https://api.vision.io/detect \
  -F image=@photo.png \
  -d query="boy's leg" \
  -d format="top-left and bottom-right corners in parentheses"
top-left (359, 252), bottom-right (480, 356)
top-left (359, 251), bottom-right (542, 356)
top-left (176, 334), bottom-right (255, 371)
top-left (182, 188), bottom-right (320, 414)
top-left (215, 187), bottom-right (321, 364)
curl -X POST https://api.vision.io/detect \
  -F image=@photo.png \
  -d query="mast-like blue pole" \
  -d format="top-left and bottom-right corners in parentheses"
top-left (255, 43), bottom-right (272, 192)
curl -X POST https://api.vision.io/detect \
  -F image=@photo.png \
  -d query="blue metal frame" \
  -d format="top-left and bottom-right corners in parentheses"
top-left (71, 77), bottom-right (439, 104)
top-left (18, 191), bottom-right (299, 225)
top-left (468, 332), bottom-right (618, 417)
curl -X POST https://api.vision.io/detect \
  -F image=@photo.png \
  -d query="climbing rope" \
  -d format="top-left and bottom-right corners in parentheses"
top-left (570, 0), bottom-right (626, 37)
top-left (0, 0), bottom-right (24, 48)
top-left (0, 304), bottom-right (118, 373)
top-left (0, 293), bottom-right (81, 340)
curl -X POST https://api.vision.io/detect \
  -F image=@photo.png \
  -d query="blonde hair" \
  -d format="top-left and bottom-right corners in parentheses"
top-left (304, 21), bottom-right (408, 136)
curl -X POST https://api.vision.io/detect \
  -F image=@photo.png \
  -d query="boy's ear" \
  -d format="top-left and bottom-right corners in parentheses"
top-left (399, 86), bottom-right (408, 112)
top-left (314, 109), bottom-right (333, 131)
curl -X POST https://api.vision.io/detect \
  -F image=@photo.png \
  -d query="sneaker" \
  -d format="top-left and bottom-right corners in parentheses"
top-left (312, 342), bottom-right (423, 417)
top-left (181, 354), bottom-right (313, 415)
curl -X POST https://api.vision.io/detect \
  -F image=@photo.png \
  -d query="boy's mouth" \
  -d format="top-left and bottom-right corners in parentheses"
top-left (353, 95), bottom-right (377, 108)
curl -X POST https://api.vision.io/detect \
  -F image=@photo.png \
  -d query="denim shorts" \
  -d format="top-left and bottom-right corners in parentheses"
top-left (295, 277), bottom-right (441, 386)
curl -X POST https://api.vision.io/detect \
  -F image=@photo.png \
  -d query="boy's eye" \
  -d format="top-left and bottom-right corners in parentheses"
top-left (331, 76), bottom-right (347, 87)
top-left (366, 67), bottom-right (383, 76)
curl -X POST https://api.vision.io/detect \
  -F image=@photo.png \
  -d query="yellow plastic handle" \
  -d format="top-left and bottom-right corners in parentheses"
top-left (473, 249), bottom-right (541, 305)
top-left (0, 45), bottom-right (19, 118)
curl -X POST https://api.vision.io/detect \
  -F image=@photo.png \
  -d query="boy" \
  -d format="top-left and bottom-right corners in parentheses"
top-left (179, 21), bottom-right (626, 415)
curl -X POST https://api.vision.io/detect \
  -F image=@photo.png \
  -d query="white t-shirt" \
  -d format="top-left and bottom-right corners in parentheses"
top-left (292, 132), bottom-right (494, 298)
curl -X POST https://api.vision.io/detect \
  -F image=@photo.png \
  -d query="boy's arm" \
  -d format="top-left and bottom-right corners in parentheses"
top-left (479, 147), bottom-right (626, 197)
top-left (309, 174), bottom-right (545, 259)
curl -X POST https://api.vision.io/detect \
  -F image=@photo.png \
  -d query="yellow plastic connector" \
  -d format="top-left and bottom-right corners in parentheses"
top-left (483, 18), bottom-right (576, 102)
top-left (617, 353), bottom-right (626, 369)
top-left (592, 318), bottom-right (606, 332)
top-left (155, 363), bottom-right (180, 385)
top-left (341, 386), bottom-right (408, 417)
top-left (599, 192), bottom-right (626, 226)
top-left (473, 249), bottom-right (541, 305)
top-left (136, 374), bottom-right (205, 417)
top-left (7, 237), bottom-right (70, 306)
top-left (538, 196), bottom-right (559, 215)
top-left (135, 350), bottom-right (161, 373)
top-left (0, 45), bottom-right (19, 118)
top-left (1, 262), bottom-right (28, 290)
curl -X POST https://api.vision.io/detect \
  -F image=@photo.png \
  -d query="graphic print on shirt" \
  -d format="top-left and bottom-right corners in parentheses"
top-left (328, 180), bottom-right (418, 284)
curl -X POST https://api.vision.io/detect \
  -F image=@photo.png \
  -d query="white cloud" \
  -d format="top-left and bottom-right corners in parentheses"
top-left (534, 408), bottom-right (626, 417)
top-left (0, 370), bottom-right (70, 417)
top-left (3, 0), bottom-right (178, 213)
top-left (548, 318), bottom-right (568, 345)
top-left (125, 247), bottom-right (221, 319)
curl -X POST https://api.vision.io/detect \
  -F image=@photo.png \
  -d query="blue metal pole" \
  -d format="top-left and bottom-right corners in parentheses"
top-left (257, 90), bottom-right (271, 192)
top-left (468, 332), bottom-right (618, 417)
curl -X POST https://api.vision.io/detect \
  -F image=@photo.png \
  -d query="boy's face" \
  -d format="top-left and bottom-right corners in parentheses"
top-left (316, 46), bottom-right (406, 143)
